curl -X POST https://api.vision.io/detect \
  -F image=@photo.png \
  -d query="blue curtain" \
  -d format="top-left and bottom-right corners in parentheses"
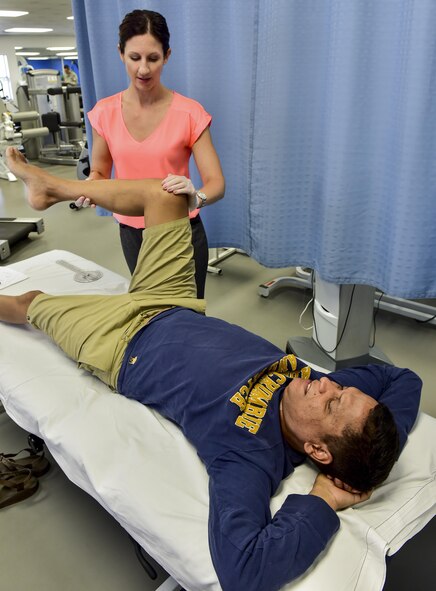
top-left (72, 0), bottom-right (436, 298)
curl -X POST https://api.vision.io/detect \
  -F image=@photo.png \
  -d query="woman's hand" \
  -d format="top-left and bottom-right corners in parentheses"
top-left (73, 195), bottom-right (94, 208)
top-left (162, 174), bottom-right (196, 197)
top-left (162, 174), bottom-right (198, 211)
top-left (72, 178), bottom-right (97, 209)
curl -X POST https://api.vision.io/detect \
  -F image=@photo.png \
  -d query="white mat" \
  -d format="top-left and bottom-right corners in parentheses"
top-left (1, 250), bottom-right (435, 591)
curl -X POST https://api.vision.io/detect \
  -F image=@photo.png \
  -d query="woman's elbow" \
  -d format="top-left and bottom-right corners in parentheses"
top-left (216, 175), bottom-right (226, 201)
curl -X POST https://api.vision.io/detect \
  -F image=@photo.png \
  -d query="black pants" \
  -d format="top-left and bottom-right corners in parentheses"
top-left (119, 216), bottom-right (209, 298)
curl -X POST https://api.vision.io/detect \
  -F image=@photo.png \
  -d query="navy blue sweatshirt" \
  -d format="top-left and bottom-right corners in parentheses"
top-left (118, 308), bottom-right (421, 591)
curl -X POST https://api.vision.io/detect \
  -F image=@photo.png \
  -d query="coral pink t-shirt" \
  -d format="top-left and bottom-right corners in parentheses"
top-left (88, 91), bottom-right (212, 227)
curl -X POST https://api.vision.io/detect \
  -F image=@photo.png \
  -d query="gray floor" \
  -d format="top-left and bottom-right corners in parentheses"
top-left (1, 163), bottom-right (435, 590)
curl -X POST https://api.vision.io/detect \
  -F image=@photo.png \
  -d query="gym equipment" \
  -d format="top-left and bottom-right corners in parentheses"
top-left (0, 97), bottom-right (49, 182)
top-left (69, 142), bottom-right (91, 211)
top-left (259, 270), bottom-right (436, 371)
top-left (0, 218), bottom-right (44, 261)
top-left (17, 70), bottom-right (84, 165)
top-left (44, 85), bottom-right (83, 145)
top-left (76, 141), bottom-right (90, 180)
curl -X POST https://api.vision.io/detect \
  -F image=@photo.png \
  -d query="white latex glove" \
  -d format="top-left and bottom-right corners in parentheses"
top-left (162, 174), bottom-right (198, 211)
top-left (74, 196), bottom-right (92, 208)
top-left (73, 178), bottom-right (95, 209)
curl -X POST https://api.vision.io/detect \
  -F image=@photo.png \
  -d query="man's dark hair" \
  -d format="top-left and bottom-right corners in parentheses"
top-left (119, 9), bottom-right (170, 56)
top-left (313, 403), bottom-right (400, 492)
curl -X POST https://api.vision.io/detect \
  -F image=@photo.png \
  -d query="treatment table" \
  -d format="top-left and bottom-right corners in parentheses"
top-left (0, 250), bottom-right (435, 591)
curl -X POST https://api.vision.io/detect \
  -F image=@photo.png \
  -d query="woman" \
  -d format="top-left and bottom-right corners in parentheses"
top-left (87, 9), bottom-right (225, 297)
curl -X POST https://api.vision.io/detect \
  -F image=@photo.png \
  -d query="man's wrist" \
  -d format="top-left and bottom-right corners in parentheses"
top-left (309, 490), bottom-right (338, 512)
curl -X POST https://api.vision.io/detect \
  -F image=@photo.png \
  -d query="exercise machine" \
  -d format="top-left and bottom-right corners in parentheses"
top-left (0, 218), bottom-right (45, 260)
top-left (39, 85), bottom-right (83, 164)
top-left (16, 70), bottom-right (84, 165)
top-left (0, 107), bottom-right (49, 181)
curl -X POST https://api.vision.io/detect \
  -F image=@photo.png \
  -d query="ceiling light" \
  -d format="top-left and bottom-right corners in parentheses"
top-left (67, 16), bottom-right (74, 20)
top-left (47, 47), bottom-right (75, 51)
top-left (14, 46), bottom-right (23, 50)
top-left (16, 51), bottom-right (41, 56)
top-left (57, 52), bottom-right (78, 56)
top-left (28, 57), bottom-right (49, 61)
top-left (5, 28), bottom-right (53, 33)
top-left (0, 10), bottom-right (29, 17)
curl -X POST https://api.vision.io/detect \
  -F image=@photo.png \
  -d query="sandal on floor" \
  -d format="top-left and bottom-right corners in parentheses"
top-left (0, 469), bottom-right (39, 509)
top-left (0, 448), bottom-right (51, 478)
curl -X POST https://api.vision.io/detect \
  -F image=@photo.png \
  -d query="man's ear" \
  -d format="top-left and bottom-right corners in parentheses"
top-left (303, 441), bottom-right (333, 465)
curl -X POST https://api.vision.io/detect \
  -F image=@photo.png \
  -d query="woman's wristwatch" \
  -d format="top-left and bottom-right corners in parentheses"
top-left (196, 191), bottom-right (207, 208)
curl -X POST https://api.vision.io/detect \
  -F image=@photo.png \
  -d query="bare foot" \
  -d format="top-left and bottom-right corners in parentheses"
top-left (5, 147), bottom-right (58, 210)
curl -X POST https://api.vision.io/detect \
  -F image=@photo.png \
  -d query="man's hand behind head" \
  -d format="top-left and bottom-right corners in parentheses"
top-left (309, 473), bottom-right (372, 512)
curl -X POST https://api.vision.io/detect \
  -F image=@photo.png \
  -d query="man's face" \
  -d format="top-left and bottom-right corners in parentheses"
top-left (280, 376), bottom-right (377, 451)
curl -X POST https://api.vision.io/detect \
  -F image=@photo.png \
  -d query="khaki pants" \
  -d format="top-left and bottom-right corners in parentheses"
top-left (27, 218), bottom-right (205, 389)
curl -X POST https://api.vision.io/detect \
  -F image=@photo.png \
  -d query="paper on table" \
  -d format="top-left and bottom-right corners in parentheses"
top-left (0, 268), bottom-right (28, 290)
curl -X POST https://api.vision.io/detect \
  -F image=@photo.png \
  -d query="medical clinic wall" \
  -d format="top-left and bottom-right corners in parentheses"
top-left (72, 0), bottom-right (436, 298)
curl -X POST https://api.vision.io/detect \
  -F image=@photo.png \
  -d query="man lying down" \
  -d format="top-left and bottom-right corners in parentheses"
top-left (2, 147), bottom-right (422, 591)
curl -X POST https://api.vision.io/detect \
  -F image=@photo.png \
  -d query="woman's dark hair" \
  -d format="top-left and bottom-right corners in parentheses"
top-left (312, 402), bottom-right (400, 492)
top-left (119, 9), bottom-right (170, 55)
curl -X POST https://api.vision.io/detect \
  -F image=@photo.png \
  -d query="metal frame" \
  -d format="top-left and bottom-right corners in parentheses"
top-left (258, 270), bottom-right (436, 327)
top-left (0, 217), bottom-right (45, 260)
top-left (207, 247), bottom-right (245, 275)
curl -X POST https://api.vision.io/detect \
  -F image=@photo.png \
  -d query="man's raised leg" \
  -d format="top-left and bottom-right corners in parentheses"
top-left (1, 152), bottom-right (203, 389)
top-left (5, 147), bottom-right (188, 227)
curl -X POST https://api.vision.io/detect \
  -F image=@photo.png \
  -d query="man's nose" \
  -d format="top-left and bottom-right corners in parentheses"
top-left (318, 377), bottom-right (334, 394)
